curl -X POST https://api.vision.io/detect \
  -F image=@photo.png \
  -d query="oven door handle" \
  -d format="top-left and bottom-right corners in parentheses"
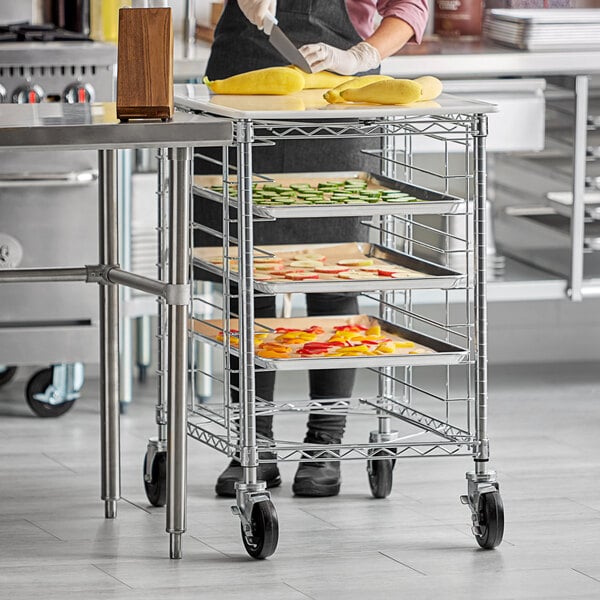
top-left (0, 170), bottom-right (97, 187)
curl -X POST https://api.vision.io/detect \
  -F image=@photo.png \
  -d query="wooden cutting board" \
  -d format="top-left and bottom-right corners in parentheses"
top-left (116, 7), bottom-right (174, 121)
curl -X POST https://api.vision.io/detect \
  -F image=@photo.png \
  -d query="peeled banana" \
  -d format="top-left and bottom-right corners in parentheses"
top-left (340, 78), bottom-right (422, 105)
top-left (323, 74), bottom-right (392, 104)
top-left (203, 66), bottom-right (305, 95)
top-left (414, 75), bottom-right (443, 101)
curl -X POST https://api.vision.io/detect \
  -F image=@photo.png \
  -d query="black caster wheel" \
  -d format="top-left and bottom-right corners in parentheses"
top-left (367, 458), bottom-right (394, 499)
top-left (25, 368), bottom-right (76, 418)
top-left (475, 491), bottom-right (504, 549)
top-left (0, 365), bottom-right (17, 387)
top-left (144, 451), bottom-right (167, 507)
top-left (241, 500), bottom-right (279, 560)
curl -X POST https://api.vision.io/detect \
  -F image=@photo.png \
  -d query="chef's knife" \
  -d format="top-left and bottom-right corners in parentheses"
top-left (263, 13), bottom-right (313, 73)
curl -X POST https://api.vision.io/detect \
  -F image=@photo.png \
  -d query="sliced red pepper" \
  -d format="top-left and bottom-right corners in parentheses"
top-left (304, 325), bottom-right (325, 334)
top-left (297, 347), bottom-right (329, 356)
top-left (333, 324), bottom-right (368, 332)
top-left (302, 342), bottom-right (335, 350)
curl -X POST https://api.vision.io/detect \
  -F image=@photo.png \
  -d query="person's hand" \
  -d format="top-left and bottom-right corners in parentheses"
top-left (238, 0), bottom-right (276, 31)
top-left (299, 41), bottom-right (381, 75)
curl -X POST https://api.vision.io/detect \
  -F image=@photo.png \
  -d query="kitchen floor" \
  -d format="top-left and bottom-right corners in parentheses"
top-left (0, 362), bottom-right (599, 600)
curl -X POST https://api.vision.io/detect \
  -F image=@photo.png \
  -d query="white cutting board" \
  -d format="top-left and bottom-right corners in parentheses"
top-left (174, 84), bottom-right (496, 120)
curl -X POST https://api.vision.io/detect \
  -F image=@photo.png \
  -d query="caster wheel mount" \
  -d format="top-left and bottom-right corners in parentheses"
top-left (241, 500), bottom-right (279, 560)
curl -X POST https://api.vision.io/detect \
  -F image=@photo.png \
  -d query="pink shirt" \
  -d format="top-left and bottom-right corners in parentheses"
top-left (347, 0), bottom-right (429, 44)
top-left (225, 1), bottom-right (429, 45)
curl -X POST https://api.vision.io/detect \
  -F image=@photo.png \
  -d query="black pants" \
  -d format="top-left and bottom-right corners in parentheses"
top-left (229, 291), bottom-right (358, 443)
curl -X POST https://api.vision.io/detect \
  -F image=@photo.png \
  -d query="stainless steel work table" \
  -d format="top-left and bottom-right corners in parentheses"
top-left (0, 102), bottom-right (233, 559)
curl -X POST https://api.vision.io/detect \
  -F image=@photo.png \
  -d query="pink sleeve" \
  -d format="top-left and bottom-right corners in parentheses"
top-left (377, 0), bottom-right (429, 44)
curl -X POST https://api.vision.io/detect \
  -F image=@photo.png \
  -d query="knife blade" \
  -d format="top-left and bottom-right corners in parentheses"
top-left (263, 13), bottom-right (313, 73)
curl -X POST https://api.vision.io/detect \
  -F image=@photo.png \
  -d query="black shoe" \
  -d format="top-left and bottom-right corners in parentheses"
top-left (292, 460), bottom-right (341, 497)
top-left (215, 457), bottom-right (281, 498)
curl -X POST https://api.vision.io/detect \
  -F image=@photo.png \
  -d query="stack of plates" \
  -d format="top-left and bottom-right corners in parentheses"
top-left (484, 9), bottom-right (600, 51)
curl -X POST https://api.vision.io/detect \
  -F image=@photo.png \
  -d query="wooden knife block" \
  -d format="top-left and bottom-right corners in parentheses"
top-left (116, 8), bottom-right (174, 121)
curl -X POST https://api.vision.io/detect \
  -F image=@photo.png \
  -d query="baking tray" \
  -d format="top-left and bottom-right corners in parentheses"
top-left (193, 171), bottom-right (465, 218)
top-left (193, 242), bottom-right (466, 293)
top-left (191, 314), bottom-right (468, 370)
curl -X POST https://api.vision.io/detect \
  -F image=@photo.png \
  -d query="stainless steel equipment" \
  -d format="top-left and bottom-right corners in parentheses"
top-left (0, 35), bottom-right (116, 416)
top-left (0, 100), bottom-right (233, 548)
top-left (495, 75), bottom-right (600, 300)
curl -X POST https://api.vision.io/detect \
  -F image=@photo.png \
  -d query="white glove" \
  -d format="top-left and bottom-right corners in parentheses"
top-left (238, 0), bottom-right (277, 31)
top-left (299, 41), bottom-right (381, 75)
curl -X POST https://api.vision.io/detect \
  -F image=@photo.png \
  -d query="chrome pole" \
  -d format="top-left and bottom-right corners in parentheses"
top-left (166, 147), bottom-right (191, 559)
top-left (568, 75), bottom-right (589, 302)
top-left (237, 121), bottom-right (258, 486)
top-left (183, 0), bottom-right (196, 59)
top-left (98, 148), bottom-right (121, 519)
top-left (474, 115), bottom-right (489, 476)
top-left (119, 149), bottom-right (133, 413)
top-left (157, 148), bottom-right (168, 443)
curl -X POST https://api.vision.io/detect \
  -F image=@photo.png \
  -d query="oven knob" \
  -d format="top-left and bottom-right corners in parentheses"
top-left (63, 83), bottom-right (95, 104)
top-left (0, 84), bottom-right (6, 103)
top-left (12, 84), bottom-right (45, 104)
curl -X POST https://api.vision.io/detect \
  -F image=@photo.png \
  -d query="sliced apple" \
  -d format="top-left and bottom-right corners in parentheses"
top-left (293, 253), bottom-right (326, 262)
top-left (315, 265), bottom-right (351, 274)
top-left (254, 256), bottom-right (282, 264)
top-left (289, 259), bottom-right (323, 269)
top-left (284, 272), bottom-right (320, 280)
top-left (337, 270), bottom-right (376, 280)
top-left (337, 258), bottom-right (374, 267)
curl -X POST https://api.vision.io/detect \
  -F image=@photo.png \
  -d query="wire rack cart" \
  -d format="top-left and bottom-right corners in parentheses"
top-left (168, 86), bottom-right (504, 559)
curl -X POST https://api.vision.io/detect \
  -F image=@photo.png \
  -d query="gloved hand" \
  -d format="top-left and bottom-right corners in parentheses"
top-left (299, 41), bottom-right (381, 75)
top-left (238, 0), bottom-right (277, 31)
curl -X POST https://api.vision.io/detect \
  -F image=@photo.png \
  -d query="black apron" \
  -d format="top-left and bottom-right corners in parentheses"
top-left (195, 0), bottom-right (380, 263)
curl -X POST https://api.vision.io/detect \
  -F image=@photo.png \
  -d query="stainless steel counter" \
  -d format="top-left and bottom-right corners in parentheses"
top-left (0, 102), bottom-right (233, 150)
top-left (382, 40), bottom-right (600, 78)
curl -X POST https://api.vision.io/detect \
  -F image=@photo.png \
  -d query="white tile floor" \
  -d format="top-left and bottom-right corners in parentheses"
top-left (0, 362), bottom-right (599, 600)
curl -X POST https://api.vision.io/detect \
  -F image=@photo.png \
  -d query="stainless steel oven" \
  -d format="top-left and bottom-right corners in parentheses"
top-left (0, 31), bottom-right (116, 416)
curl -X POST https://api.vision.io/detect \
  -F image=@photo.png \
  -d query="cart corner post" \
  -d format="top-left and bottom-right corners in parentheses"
top-left (460, 113), bottom-right (505, 550)
top-left (473, 112), bottom-right (491, 474)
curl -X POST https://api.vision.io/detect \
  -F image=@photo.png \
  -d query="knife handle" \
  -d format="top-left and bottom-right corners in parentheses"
top-left (263, 12), bottom-right (277, 35)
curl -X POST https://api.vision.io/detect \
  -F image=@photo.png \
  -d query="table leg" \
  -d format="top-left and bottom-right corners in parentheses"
top-left (166, 147), bottom-right (191, 558)
top-left (98, 149), bottom-right (121, 519)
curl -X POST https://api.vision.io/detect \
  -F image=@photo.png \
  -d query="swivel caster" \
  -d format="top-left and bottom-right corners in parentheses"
top-left (462, 472), bottom-right (505, 550)
top-left (26, 366), bottom-right (80, 418)
top-left (240, 500), bottom-right (279, 560)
